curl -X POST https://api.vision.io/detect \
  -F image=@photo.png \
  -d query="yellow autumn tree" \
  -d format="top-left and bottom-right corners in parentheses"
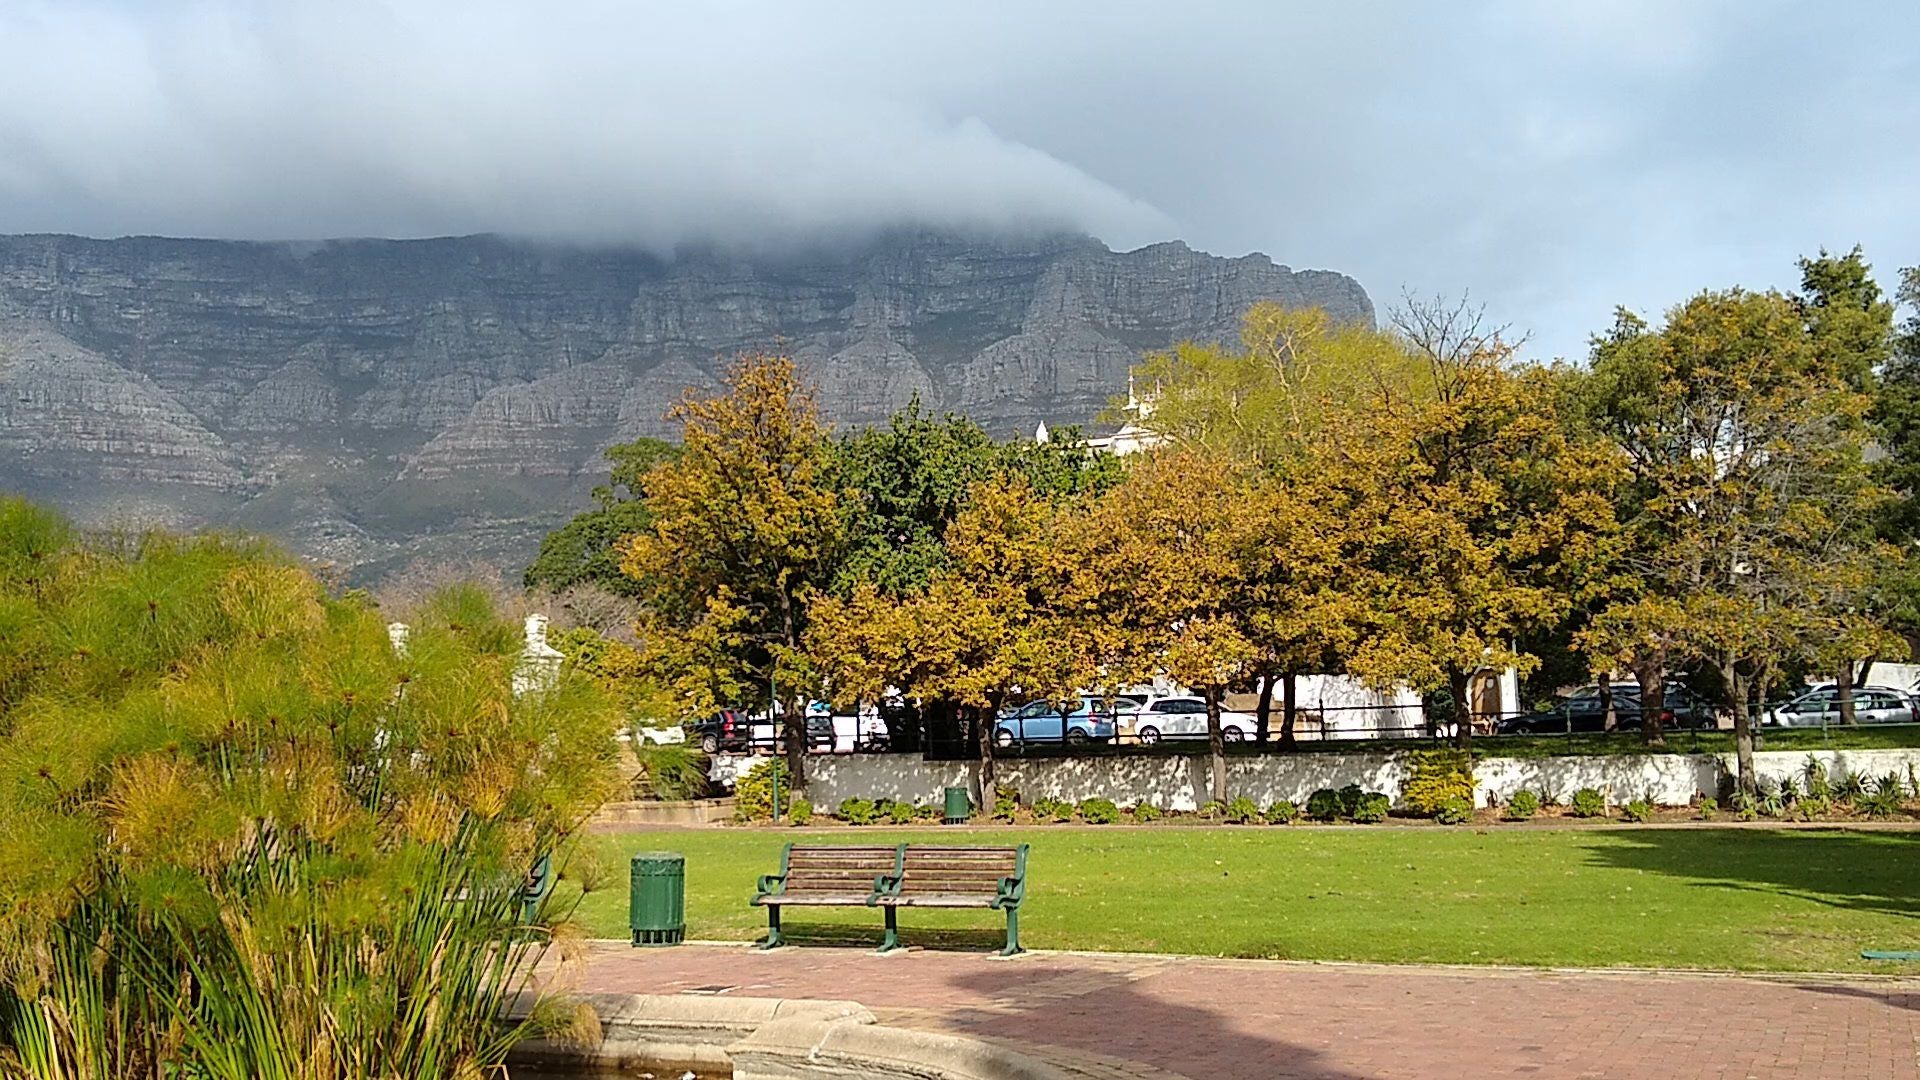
top-left (621, 355), bottom-right (842, 787)
top-left (810, 476), bottom-right (1091, 798)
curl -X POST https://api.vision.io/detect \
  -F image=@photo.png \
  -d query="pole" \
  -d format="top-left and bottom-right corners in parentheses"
top-left (770, 670), bottom-right (780, 821)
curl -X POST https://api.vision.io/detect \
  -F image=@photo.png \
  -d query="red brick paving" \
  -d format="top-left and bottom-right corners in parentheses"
top-left (577, 943), bottom-right (1920, 1079)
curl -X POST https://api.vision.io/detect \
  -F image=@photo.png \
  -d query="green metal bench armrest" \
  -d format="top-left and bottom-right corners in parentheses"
top-left (755, 873), bottom-right (787, 900)
top-left (992, 875), bottom-right (1025, 910)
top-left (869, 873), bottom-right (904, 906)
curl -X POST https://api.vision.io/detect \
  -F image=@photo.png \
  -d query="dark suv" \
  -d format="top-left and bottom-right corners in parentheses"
top-left (683, 710), bottom-right (754, 754)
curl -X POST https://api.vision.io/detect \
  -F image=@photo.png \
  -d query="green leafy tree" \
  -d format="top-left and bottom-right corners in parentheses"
top-left (620, 356), bottom-right (842, 787)
top-left (524, 437), bottom-right (679, 595)
top-left (1581, 288), bottom-right (1893, 791)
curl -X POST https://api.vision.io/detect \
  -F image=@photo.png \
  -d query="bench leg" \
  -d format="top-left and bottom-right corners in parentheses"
top-left (1000, 906), bottom-right (1023, 957)
top-left (878, 906), bottom-right (901, 953)
top-left (758, 905), bottom-right (785, 949)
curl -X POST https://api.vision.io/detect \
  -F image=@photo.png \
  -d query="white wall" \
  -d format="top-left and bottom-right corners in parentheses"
top-left (720, 746), bottom-right (1920, 811)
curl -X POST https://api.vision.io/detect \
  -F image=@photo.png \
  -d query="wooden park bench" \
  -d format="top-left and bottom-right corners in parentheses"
top-left (752, 843), bottom-right (1029, 955)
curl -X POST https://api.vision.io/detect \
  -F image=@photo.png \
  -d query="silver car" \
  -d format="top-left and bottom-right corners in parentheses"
top-left (1768, 685), bottom-right (1919, 727)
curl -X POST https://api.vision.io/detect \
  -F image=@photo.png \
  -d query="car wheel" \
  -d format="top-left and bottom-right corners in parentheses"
top-left (700, 733), bottom-right (720, 755)
top-left (1065, 729), bottom-right (1089, 746)
top-left (993, 728), bottom-right (1015, 748)
top-left (1137, 726), bottom-right (1161, 745)
top-left (1222, 727), bottom-right (1246, 743)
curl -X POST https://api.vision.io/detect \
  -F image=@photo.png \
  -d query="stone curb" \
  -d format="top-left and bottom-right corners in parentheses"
top-left (729, 1017), bottom-right (1072, 1080)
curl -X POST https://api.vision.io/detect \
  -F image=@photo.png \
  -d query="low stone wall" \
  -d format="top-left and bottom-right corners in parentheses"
top-left (592, 797), bottom-right (736, 828)
top-left (735, 745), bottom-right (1920, 811)
top-left (507, 992), bottom-right (1071, 1080)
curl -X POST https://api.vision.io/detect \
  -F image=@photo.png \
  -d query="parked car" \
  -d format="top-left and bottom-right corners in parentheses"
top-left (1496, 683), bottom-right (1716, 734)
top-left (683, 709), bottom-right (754, 754)
top-left (1126, 695), bottom-right (1257, 744)
top-left (994, 697), bottom-right (1118, 746)
top-left (1768, 685), bottom-right (1920, 727)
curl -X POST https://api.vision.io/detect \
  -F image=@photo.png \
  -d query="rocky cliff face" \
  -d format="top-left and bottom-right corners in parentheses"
top-left (0, 231), bottom-right (1370, 578)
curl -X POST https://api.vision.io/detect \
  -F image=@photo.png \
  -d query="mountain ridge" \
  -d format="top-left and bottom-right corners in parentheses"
top-left (0, 230), bottom-right (1371, 580)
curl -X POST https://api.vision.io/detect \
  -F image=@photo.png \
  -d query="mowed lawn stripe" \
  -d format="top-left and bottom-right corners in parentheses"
top-left (570, 826), bottom-right (1920, 972)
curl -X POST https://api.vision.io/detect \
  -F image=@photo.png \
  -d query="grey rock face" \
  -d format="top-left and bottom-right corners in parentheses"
top-left (0, 231), bottom-right (1370, 578)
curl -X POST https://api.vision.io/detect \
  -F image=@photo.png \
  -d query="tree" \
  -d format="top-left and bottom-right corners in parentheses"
top-left (1070, 450), bottom-right (1266, 802)
top-left (524, 437), bottom-right (679, 595)
top-left (1582, 289), bottom-right (1892, 791)
top-left (1332, 300), bottom-right (1619, 748)
top-left (810, 476), bottom-right (1090, 799)
top-left (620, 356), bottom-right (842, 787)
top-left (1125, 303), bottom-right (1414, 740)
top-left (1795, 248), bottom-right (1895, 720)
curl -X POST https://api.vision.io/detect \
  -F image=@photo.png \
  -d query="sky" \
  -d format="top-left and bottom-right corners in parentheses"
top-left (0, 0), bottom-right (1915, 362)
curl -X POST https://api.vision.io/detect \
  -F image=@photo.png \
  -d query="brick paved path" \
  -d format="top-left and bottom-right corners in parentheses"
top-left (578, 942), bottom-right (1920, 1079)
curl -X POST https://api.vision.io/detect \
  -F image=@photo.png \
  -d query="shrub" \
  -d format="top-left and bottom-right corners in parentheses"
top-left (1803, 756), bottom-right (1832, 800)
top-left (1532, 787), bottom-right (1560, 808)
top-left (1859, 786), bottom-right (1903, 819)
top-left (1697, 796), bottom-right (1719, 820)
top-left (1621, 798), bottom-right (1654, 823)
top-left (1132, 802), bottom-right (1162, 823)
top-left (1730, 790), bottom-right (1759, 821)
top-left (1876, 772), bottom-right (1907, 800)
top-left (1198, 799), bottom-right (1227, 820)
top-left (992, 784), bottom-right (1021, 821)
top-left (1776, 775), bottom-right (1800, 804)
top-left (1225, 796), bottom-right (1262, 824)
top-left (887, 801), bottom-right (917, 825)
top-left (1307, 788), bottom-right (1342, 822)
top-left (1351, 791), bottom-right (1391, 824)
top-left (732, 759), bottom-right (791, 822)
top-left (914, 802), bottom-right (941, 822)
top-left (1264, 799), bottom-right (1299, 825)
top-left (1337, 784), bottom-right (1366, 819)
top-left (1078, 797), bottom-right (1120, 825)
top-left (1033, 797), bottom-right (1075, 822)
top-left (837, 797), bottom-right (878, 825)
top-left (1504, 790), bottom-right (1540, 820)
top-left (1403, 749), bottom-right (1476, 816)
top-left (1759, 790), bottom-right (1787, 819)
top-left (1569, 788), bottom-right (1606, 818)
top-left (1797, 794), bottom-right (1831, 820)
top-left (632, 740), bottom-right (709, 801)
top-left (1836, 770), bottom-right (1868, 803)
top-left (787, 798), bottom-right (813, 826)
top-left (1433, 795), bottom-right (1474, 825)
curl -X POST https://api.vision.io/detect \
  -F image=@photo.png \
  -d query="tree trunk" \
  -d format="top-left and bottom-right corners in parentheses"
top-left (1448, 668), bottom-right (1472, 751)
top-left (1633, 659), bottom-right (1666, 747)
top-left (1280, 672), bottom-right (1299, 748)
top-left (781, 696), bottom-right (808, 792)
top-left (976, 699), bottom-right (999, 807)
top-left (1730, 670), bottom-right (1757, 797)
top-left (1205, 685), bottom-right (1228, 805)
top-left (1254, 671), bottom-right (1275, 743)
top-left (1598, 671), bottom-right (1616, 732)
top-left (1837, 660), bottom-right (1857, 725)
top-left (1857, 656), bottom-right (1878, 688)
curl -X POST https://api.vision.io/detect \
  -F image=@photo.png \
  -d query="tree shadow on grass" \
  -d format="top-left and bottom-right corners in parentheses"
top-left (932, 962), bottom-right (1375, 1080)
top-left (1580, 827), bottom-right (1920, 922)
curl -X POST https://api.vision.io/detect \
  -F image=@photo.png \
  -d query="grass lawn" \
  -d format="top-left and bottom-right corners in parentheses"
top-left (569, 825), bottom-right (1920, 973)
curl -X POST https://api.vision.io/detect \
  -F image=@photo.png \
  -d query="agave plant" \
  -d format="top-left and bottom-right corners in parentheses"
top-left (0, 497), bottom-right (620, 1080)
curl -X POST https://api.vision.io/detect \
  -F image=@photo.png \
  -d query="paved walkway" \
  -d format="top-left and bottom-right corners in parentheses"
top-left (578, 942), bottom-right (1920, 1079)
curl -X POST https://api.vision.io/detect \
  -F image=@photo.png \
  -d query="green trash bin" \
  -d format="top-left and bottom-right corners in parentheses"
top-left (629, 851), bottom-right (685, 947)
top-left (943, 786), bottom-right (972, 824)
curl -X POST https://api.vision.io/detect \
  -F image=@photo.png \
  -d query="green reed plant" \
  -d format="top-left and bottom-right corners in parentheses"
top-left (0, 497), bottom-right (621, 1080)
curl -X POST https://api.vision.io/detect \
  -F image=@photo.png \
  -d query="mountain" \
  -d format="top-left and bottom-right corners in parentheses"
top-left (0, 230), bottom-right (1371, 580)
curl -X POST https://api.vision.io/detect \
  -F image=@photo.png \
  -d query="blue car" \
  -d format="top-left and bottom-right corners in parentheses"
top-left (994, 698), bottom-right (1118, 747)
